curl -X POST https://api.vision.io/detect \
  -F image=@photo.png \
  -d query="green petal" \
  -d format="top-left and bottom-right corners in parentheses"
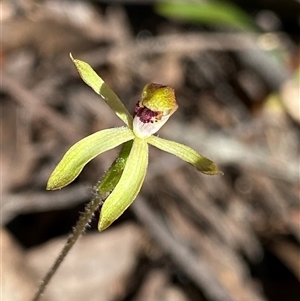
top-left (99, 138), bottom-right (148, 231)
top-left (147, 136), bottom-right (222, 175)
top-left (70, 53), bottom-right (133, 128)
top-left (47, 127), bottom-right (134, 190)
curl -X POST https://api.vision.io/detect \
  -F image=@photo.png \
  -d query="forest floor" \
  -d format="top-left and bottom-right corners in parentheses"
top-left (1, 1), bottom-right (300, 301)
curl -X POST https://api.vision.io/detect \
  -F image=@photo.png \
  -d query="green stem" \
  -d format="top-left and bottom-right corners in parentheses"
top-left (97, 140), bottom-right (133, 194)
top-left (32, 193), bottom-right (105, 301)
top-left (32, 141), bottom-right (133, 301)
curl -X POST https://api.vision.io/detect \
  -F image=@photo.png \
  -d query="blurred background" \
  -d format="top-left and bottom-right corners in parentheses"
top-left (1, 1), bottom-right (300, 301)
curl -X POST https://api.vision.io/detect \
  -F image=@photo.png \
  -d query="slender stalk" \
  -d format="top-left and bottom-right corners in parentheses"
top-left (32, 193), bottom-right (106, 301)
top-left (32, 142), bottom-right (132, 301)
top-left (97, 141), bottom-right (133, 194)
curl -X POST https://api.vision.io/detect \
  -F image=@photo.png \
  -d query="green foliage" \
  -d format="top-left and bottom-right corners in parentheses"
top-left (156, 1), bottom-right (258, 31)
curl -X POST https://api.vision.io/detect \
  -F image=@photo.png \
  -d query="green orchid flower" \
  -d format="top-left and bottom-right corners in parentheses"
top-left (47, 53), bottom-right (222, 232)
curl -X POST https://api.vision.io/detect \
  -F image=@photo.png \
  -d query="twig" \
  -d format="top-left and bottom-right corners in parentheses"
top-left (161, 121), bottom-right (299, 182)
top-left (2, 185), bottom-right (90, 225)
top-left (76, 33), bottom-right (261, 74)
top-left (132, 198), bottom-right (235, 301)
top-left (134, 33), bottom-right (260, 55)
top-left (1, 73), bottom-right (82, 143)
top-left (237, 47), bottom-right (290, 91)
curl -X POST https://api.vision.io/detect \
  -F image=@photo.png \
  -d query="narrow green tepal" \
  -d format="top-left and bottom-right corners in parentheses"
top-left (146, 135), bottom-right (222, 175)
top-left (98, 138), bottom-right (148, 231)
top-left (70, 53), bottom-right (133, 128)
top-left (47, 127), bottom-right (134, 190)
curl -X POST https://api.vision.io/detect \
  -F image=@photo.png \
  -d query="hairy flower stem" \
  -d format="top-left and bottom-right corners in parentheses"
top-left (97, 141), bottom-right (133, 194)
top-left (32, 143), bottom-right (132, 301)
top-left (32, 193), bottom-right (106, 301)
